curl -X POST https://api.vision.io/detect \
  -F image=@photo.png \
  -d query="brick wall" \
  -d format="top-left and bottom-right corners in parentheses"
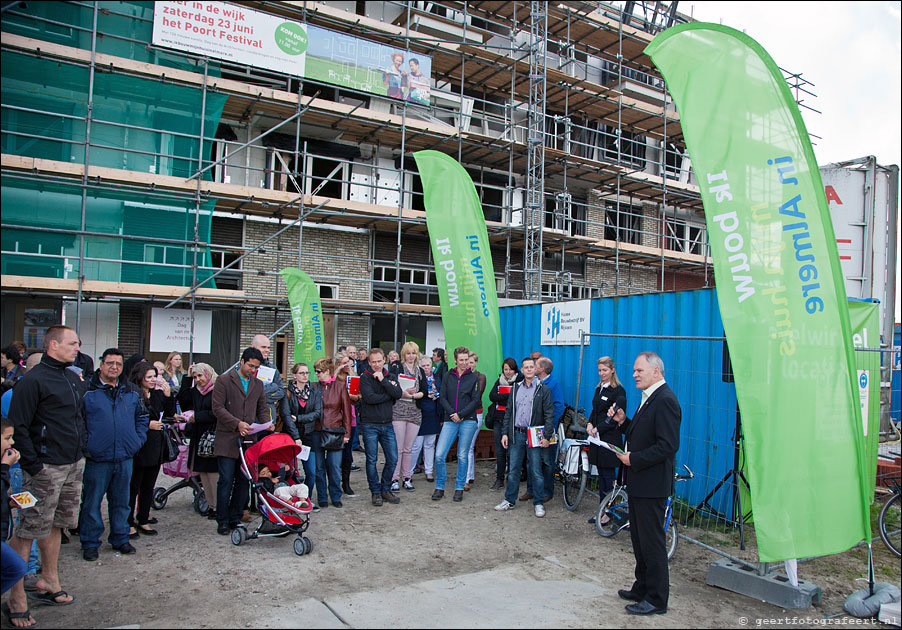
top-left (239, 221), bottom-right (372, 363)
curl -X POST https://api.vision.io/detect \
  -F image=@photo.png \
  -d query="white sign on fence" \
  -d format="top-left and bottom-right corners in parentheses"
top-left (149, 308), bottom-right (212, 354)
top-left (540, 300), bottom-right (591, 346)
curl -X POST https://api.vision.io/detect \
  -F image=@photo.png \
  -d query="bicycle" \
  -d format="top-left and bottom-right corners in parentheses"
top-left (557, 407), bottom-right (592, 511)
top-left (594, 464), bottom-right (694, 561)
top-left (878, 477), bottom-right (900, 557)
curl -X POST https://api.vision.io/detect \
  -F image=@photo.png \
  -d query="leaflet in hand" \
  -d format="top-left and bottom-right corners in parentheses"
top-left (248, 421), bottom-right (273, 435)
top-left (256, 365), bottom-right (276, 384)
top-left (296, 444), bottom-right (311, 461)
top-left (526, 426), bottom-right (557, 447)
top-left (587, 435), bottom-right (624, 454)
top-left (398, 375), bottom-right (417, 390)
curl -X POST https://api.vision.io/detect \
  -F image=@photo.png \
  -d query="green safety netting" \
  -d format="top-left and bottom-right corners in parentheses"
top-left (2, 1), bottom-right (228, 288)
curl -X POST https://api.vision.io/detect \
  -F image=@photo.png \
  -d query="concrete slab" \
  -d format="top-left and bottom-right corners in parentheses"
top-left (323, 560), bottom-right (606, 628)
top-left (257, 597), bottom-right (349, 628)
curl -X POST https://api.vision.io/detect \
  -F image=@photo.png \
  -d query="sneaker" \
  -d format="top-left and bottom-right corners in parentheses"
top-left (431, 489), bottom-right (444, 501)
top-left (534, 504), bottom-right (546, 518)
top-left (350, 465), bottom-right (361, 472)
top-left (372, 493), bottom-right (383, 506)
top-left (381, 490), bottom-right (401, 504)
top-left (403, 479), bottom-right (415, 492)
top-left (390, 480), bottom-right (400, 492)
top-left (494, 500), bottom-right (514, 511)
top-left (83, 547), bottom-right (99, 561)
top-left (490, 479), bottom-right (504, 491)
top-left (453, 490), bottom-right (464, 502)
top-left (113, 542), bottom-right (137, 554)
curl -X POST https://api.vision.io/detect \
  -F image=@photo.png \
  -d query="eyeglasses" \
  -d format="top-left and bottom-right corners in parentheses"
top-left (315, 369), bottom-right (327, 374)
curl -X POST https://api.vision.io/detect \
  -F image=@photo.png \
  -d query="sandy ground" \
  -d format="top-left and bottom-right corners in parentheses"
top-left (1, 455), bottom-right (897, 629)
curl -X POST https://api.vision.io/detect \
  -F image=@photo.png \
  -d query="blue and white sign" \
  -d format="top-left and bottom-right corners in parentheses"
top-left (857, 368), bottom-right (869, 436)
top-left (540, 300), bottom-right (591, 346)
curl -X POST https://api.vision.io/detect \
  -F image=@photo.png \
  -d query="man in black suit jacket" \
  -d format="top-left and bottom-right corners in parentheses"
top-left (610, 351), bottom-right (681, 615)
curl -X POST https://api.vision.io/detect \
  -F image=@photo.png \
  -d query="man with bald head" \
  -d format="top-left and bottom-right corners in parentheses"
top-left (250, 334), bottom-right (295, 442)
top-left (609, 351), bottom-right (681, 616)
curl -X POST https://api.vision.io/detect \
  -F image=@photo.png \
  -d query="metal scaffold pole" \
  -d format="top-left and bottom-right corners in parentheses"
top-left (523, 0), bottom-right (547, 301)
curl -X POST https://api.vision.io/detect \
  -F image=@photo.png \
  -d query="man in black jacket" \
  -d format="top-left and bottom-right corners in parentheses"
top-left (7, 325), bottom-right (85, 619)
top-left (494, 357), bottom-right (554, 518)
top-left (610, 351), bottom-right (681, 616)
top-left (358, 349), bottom-right (402, 506)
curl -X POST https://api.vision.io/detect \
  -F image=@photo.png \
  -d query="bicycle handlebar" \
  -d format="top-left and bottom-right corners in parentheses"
top-left (675, 464), bottom-right (694, 481)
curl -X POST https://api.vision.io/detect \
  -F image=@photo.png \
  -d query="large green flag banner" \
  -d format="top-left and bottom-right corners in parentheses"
top-left (280, 267), bottom-right (326, 367)
top-left (646, 24), bottom-right (869, 561)
top-left (848, 299), bottom-right (881, 501)
top-left (413, 150), bottom-right (501, 412)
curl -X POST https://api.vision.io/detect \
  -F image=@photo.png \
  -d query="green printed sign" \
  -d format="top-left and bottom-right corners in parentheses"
top-left (414, 150), bottom-right (501, 412)
top-left (647, 24), bottom-right (868, 561)
top-left (275, 22), bottom-right (308, 56)
top-left (280, 268), bottom-right (325, 367)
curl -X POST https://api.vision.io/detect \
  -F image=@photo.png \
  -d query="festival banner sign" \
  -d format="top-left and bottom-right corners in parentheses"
top-left (414, 150), bottom-right (501, 413)
top-left (152, 2), bottom-right (432, 105)
top-left (280, 268), bottom-right (326, 367)
top-left (646, 24), bottom-right (868, 561)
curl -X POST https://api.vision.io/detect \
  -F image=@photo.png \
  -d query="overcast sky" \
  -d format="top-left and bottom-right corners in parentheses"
top-left (686, 1), bottom-right (901, 323)
top-left (685, 1), bottom-right (901, 168)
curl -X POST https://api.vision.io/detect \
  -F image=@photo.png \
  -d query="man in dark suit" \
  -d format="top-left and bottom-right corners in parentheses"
top-left (610, 351), bottom-right (680, 616)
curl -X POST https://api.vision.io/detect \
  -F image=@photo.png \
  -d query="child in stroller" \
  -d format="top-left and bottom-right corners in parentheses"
top-left (233, 433), bottom-right (314, 556)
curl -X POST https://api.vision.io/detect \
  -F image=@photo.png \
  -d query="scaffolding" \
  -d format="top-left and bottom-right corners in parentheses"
top-left (0, 0), bottom-right (818, 364)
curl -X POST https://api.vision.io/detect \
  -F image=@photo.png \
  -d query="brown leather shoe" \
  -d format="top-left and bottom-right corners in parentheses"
top-left (519, 492), bottom-right (533, 501)
top-left (371, 493), bottom-right (383, 506)
top-left (241, 510), bottom-right (253, 523)
top-left (381, 490), bottom-right (401, 504)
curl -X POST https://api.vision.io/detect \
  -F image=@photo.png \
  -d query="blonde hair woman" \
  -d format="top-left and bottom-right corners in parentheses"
top-left (163, 352), bottom-right (185, 392)
top-left (585, 356), bottom-right (627, 525)
top-left (390, 341), bottom-right (426, 492)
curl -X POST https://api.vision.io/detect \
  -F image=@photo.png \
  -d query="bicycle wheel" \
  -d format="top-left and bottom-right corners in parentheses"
top-left (563, 469), bottom-right (587, 511)
top-left (666, 518), bottom-right (679, 560)
top-left (595, 487), bottom-right (628, 537)
top-left (878, 493), bottom-right (901, 557)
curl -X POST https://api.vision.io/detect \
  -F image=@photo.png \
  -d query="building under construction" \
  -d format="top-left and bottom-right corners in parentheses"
top-left (2, 0), bottom-right (783, 372)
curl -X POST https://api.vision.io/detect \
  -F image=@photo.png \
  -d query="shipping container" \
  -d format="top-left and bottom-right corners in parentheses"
top-left (821, 156), bottom-right (899, 348)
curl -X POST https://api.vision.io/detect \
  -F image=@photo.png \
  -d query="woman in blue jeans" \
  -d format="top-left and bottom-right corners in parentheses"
top-left (312, 358), bottom-right (352, 508)
top-left (432, 347), bottom-right (480, 503)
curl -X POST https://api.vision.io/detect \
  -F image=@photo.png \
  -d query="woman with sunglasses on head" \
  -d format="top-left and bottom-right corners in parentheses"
top-left (128, 361), bottom-right (176, 538)
top-left (311, 358), bottom-right (352, 508)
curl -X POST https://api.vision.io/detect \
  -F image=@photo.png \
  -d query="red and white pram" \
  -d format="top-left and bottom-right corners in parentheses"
top-left (233, 433), bottom-right (313, 556)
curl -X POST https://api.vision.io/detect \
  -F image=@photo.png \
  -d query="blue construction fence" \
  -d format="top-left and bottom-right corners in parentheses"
top-left (499, 287), bottom-right (736, 515)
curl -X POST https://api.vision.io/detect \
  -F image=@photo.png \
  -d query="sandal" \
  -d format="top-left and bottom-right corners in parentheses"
top-left (1, 602), bottom-right (36, 628)
top-left (142, 518), bottom-right (159, 525)
top-left (27, 590), bottom-right (74, 606)
top-left (137, 525), bottom-right (158, 536)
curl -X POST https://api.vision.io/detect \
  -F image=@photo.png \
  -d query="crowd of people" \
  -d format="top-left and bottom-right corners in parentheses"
top-left (1, 325), bottom-right (682, 625)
